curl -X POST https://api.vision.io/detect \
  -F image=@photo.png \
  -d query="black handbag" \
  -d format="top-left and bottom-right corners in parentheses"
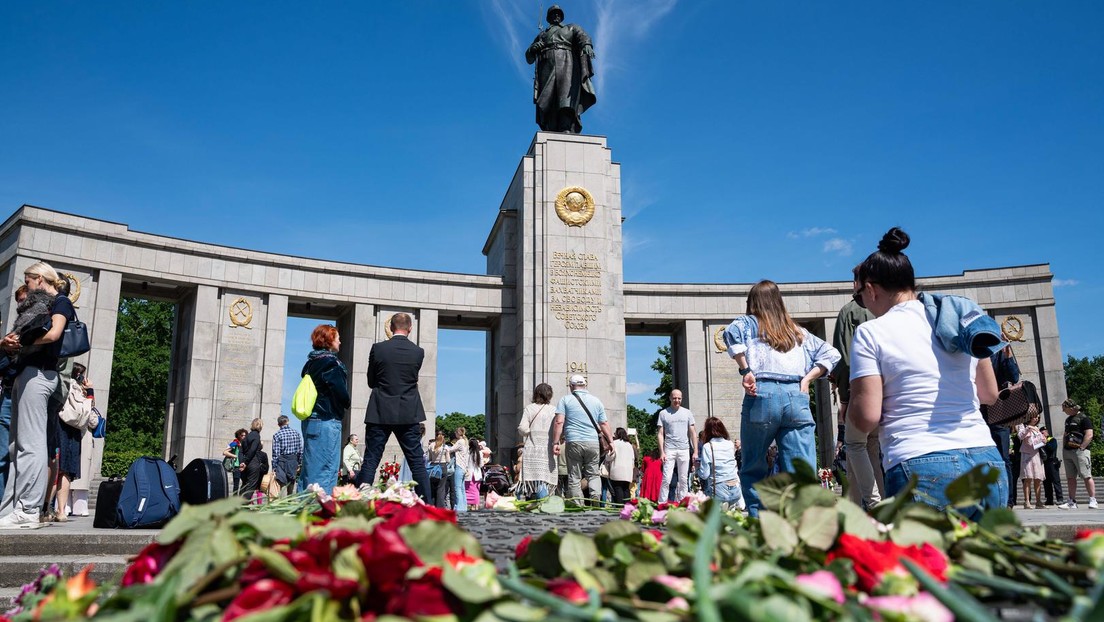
top-left (59, 312), bottom-right (91, 359)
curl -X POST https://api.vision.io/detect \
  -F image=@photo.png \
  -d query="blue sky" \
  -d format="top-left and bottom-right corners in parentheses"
top-left (2, 2), bottom-right (1101, 419)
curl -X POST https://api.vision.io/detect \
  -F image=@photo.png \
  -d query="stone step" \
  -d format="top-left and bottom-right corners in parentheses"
top-left (0, 530), bottom-right (156, 557)
top-left (0, 554), bottom-right (131, 588)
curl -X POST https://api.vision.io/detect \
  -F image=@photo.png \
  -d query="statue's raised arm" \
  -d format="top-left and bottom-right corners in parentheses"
top-left (525, 5), bottom-right (597, 134)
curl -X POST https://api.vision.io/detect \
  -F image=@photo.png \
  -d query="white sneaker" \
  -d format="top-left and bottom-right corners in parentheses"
top-left (1089, 498), bottom-right (1099, 509)
top-left (1058, 501), bottom-right (1078, 510)
top-left (0, 510), bottom-right (47, 529)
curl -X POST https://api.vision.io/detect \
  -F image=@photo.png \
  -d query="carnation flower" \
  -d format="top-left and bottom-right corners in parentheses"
top-left (864, 592), bottom-right (953, 622)
top-left (795, 570), bottom-right (845, 604)
top-left (619, 502), bottom-right (637, 520)
top-left (651, 509), bottom-right (668, 524)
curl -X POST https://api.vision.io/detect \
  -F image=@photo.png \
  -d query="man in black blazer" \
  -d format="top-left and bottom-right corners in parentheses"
top-left (355, 312), bottom-right (432, 501)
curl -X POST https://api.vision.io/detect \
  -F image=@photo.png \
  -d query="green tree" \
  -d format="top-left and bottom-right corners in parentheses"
top-left (436, 411), bottom-right (486, 441)
top-left (1064, 355), bottom-right (1104, 475)
top-left (103, 298), bottom-right (174, 475)
top-left (626, 404), bottom-right (658, 459)
top-left (649, 344), bottom-right (673, 410)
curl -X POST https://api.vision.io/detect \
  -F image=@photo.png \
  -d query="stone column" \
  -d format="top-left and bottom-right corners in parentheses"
top-left (675, 320), bottom-right (710, 422)
top-left (338, 303), bottom-right (375, 440)
top-left (417, 309), bottom-right (439, 425)
top-left (1034, 304), bottom-right (1067, 421)
top-left (260, 294), bottom-right (288, 424)
top-left (86, 270), bottom-right (122, 479)
top-left (167, 284), bottom-right (220, 464)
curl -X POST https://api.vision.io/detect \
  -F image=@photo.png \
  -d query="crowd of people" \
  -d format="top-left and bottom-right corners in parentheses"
top-left (0, 226), bottom-right (1080, 525)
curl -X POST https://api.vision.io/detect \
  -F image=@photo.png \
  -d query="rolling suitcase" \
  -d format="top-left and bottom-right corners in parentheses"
top-left (93, 478), bottom-right (124, 528)
top-left (179, 458), bottom-right (229, 506)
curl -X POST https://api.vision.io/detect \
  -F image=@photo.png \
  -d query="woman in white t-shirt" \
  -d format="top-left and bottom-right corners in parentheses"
top-left (848, 228), bottom-right (1005, 519)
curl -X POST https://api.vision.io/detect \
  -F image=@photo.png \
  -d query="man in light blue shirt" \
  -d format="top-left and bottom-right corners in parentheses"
top-left (552, 374), bottom-right (613, 506)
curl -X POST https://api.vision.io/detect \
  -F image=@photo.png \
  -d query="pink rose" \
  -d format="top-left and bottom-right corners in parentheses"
top-left (796, 570), bottom-right (845, 604)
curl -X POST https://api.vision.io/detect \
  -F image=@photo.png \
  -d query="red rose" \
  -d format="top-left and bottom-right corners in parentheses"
top-left (323, 528), bottom-right (375, 551)
top-left (296, 569), bottom-right (360, 600)
top-left (385, 567), bottom-right (459, 617)
top-left (515, 535), bottom-right (533, 560)
top-left (223, 578), bottom-right (295, 621)
top-left (444, 550), bottom-right (482, 570)
top-left (121, 541), bottom-right (182, 587)
top-left (359, 524), bottom-right (422, 592)
top-left (826, 534), bottom-right (949, 592)
top-left (238, 558), bottom-right (271, 584)
top-left (647, 530), bottom-right (664, 542)
top-left (375, 501), bottom-right (456, 528)
top-left (1077, 529), bottom-right (1104, 540)
top-left (546, 578), bottom-right (589, 604)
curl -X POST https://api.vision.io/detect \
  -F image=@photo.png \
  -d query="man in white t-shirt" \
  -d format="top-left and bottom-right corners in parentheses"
top-left (657, 389), bottom-right (697, 503)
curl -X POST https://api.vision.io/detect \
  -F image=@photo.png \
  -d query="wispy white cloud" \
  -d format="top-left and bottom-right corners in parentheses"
top-left (593, 0), bottom-right (679, 93)
top-left (626, 381), bottom-right (653, 396)
top-left (822, 238), bottom-right (853, 255)
top-left (622, 230), bottom-right (652, 255)
top-left (1053, 278), bottom-right (1080, 287)
top-left (480, 0), bottom-right (536, 83)
top-left (787, 227), bottom-right (837, 239)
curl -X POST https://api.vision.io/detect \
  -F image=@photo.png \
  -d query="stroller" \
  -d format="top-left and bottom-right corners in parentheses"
top-left (481, 463), bottom-right (513, 495)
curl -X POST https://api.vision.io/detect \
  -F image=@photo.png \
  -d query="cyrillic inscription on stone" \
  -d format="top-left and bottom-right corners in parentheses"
top-left (548, 251), bottom-right (602, 330)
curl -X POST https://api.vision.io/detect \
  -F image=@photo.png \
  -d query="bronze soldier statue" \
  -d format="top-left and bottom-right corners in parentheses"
top-left (525, 5), bottom-right (596, 134)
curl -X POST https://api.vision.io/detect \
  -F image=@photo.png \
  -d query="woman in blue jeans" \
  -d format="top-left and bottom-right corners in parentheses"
top-left (448, 427), bottom-right (469, 512)
top-left (298, 325), bottom-right (350, 491)
top-left (723, 280), bottom-right (841, 517)
top-left (848, 228), bottom-right (1006, 519)
top-left (696, 417), bottom-right (745, 510)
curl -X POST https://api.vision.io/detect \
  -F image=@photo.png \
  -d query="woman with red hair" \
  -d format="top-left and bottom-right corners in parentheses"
top-left (298, 324), bottom-right (350, 490)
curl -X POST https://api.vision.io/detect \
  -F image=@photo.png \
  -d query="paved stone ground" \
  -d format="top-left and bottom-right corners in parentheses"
top-left (457, 510), bottom-right (623, 569)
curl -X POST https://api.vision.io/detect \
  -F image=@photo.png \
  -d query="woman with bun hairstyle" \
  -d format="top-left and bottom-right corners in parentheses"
top-left (722, 280), bottom-right (840, 518)
top-left (848, 228), bottom-right (1006, 518)
top-left (0, 261), bottom-right (76, 528)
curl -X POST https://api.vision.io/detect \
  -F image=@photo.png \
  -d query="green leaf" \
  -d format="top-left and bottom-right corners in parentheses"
top-left (789, 458), bottom-right (820, 486)
top-left (835, 498), bottom-right (881, 540)
top-left (788, 485), bottom-right (837, 521)
top-left (331, 545), bottom-right (366, 584)
top-left (157, 498), bottom-right (245, 544)
top-left (796, 506), bottom-right (839, 551)
top-left (624, 551), bottom-right (666, 592)
top-left (228, 511), bottom-right (305, 542)
top-left (528, 531), bottom-right (564, 578)
top-left (945, 464), bottom-right (1001, 509)
top-left (890, 519), bottom-right (945, 548)
top-left (400, 521), bottom-right (484, 566)
top-left (595, 519), bottom-right (639, 542)
top-left (978, 507), bottom-right (1021, 537)
top-left (752, 594), bottom-right (813, 622)
top-left (872, 474), bottom-right (918, 525)
top-left (900, 557), bottom-right (1000, 622)
top-left (559, 532), bottom-right (598, 573)
top-left (442, 564), bottom-right (498, 604)
top-left (634, 611), bottom-right (682, 622)
top-left (481, 602), bottom-right (548, 622)
top-left (610, 541), bottom-right (635, 566)
top-left (538, 495), bottom-right (566, 514)
top-left (732, 560), bottom-right (793, 587)
top-left (758, 510), bottom-right (798, 555)
top-left (753, 473), bottom-right (798, 513)
top-left (249, 545), bottom-right (300, 583)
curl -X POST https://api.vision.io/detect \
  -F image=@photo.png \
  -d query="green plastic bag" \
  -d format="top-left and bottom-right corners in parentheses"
top-left (291, 374), bottom-right (318, 421)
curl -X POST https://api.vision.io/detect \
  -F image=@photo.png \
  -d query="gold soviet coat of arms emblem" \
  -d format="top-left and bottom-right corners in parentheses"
top-left (229, 297), bottom-right (253, 329)
top-left (555, 186), bottom-right (595, 227)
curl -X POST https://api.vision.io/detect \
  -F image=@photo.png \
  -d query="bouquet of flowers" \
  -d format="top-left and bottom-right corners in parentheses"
top-left (378, 460), bottom-right (401, 483)
top-left (818, 467), bottom-right (835, 489)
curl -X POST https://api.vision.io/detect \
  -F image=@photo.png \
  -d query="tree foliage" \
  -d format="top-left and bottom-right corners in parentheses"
top-left (649, 344), bottom-right (673, 410)
top-left (626, 404), bottom-right (658, 459)
top-left (436, 411), bottom-right (486, 442)
top-left (1065, 355), bottom-right (1104, 475)
top-left (105, 298), bottom-right (174, 463)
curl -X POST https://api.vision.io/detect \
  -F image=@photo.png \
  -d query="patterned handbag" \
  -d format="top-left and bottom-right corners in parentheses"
top-left (988, 380), bottom-right (1042, 428)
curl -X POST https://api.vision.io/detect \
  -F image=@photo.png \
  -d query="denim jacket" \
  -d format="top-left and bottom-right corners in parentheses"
top-left (722, 315), bottom-right (840, 382)
top-left (917, 293), bottom-right (1006, 359)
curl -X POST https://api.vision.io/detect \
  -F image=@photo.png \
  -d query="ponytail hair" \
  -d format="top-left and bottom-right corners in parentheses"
top-left (856, 227), bottom-right (916, 293)
top-left (24, 261), bottom-right (67, 291)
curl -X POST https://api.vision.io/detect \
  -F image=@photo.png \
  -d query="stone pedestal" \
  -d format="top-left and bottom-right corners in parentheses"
top-left (486, 133), bottom-right (626, 457)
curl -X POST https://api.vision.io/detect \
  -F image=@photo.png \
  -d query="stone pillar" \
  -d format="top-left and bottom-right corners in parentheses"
top-left (338, 303), bottom-right (375, 440)
top-left (1034, 304), bottom-right (1067, 422)
top-left (503, 132), bottom-right (626, 432)
top-left (675, 320), bottom-right (710, 423)
top-left (167, 284), bottom-right (220, 464)
top-left (86, 270), bottom-right (122, 479)
top-left (0, 256), bottom-right (38, 333)
top-left (417, 309), bottom-right (439, 425)
top-left (260, 294), bottom-right (288, 424)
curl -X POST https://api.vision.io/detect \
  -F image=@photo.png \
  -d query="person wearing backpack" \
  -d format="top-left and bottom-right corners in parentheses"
top-left (298, 325), bottom-right (350, 491)
top-left (1058, 400), bottom-right (1096, 510)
